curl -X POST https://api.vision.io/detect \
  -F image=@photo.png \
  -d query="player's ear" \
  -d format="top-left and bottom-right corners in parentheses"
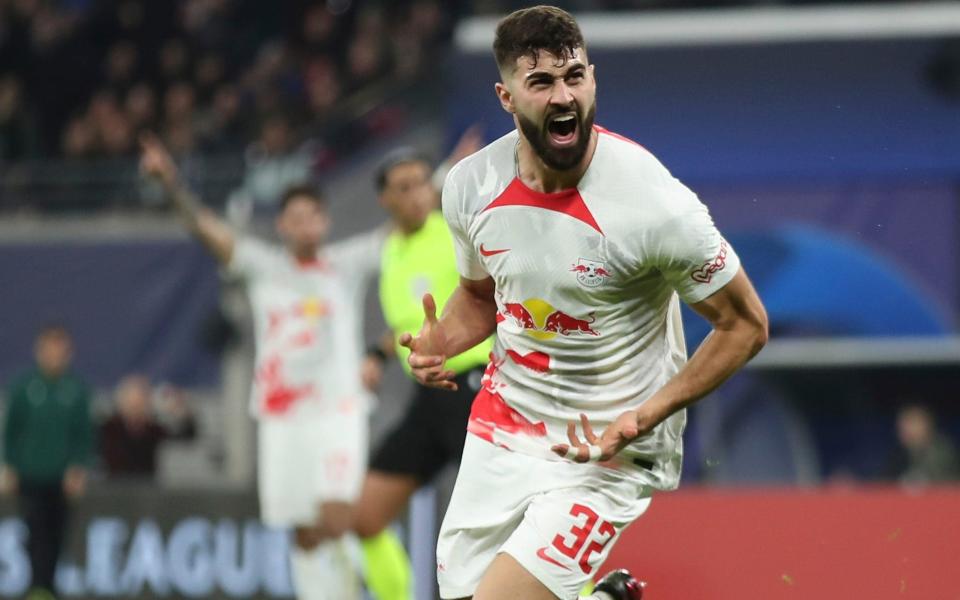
top-left (494, 82), bottom-right (514, 114)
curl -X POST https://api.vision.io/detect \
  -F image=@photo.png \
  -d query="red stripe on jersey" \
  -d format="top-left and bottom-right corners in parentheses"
top-left (482, 178), bottom-right (603, 235)
top-left (295, 257), bottom-right (329, 271)
top-left (506, 349), bottom-right (551, 373)
top-left (468, 387), bottom-right (547, 443)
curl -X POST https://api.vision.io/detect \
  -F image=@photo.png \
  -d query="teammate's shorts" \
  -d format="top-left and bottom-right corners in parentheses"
top-left (257, 404), bottom-right (367, 528)
top-left (368, 366), bottom-right (484, 483)
top-left (436, 434), bottom-right (652, 600)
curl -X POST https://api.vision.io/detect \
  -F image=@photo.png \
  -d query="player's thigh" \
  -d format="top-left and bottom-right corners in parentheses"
top-left (258, 411), bottom-right (367, 528)
top-left (314, 410), bottom-right (368, 503)
top-left (353, 470), bottom-right (419, 538)
top-left (473, 553), bottom-right (557, 600)
top-left (257, 418), bottom-right (318, 527)
top-left (501, 472), bottom-right (652, 600)
top-left (436, 436), bottom-right (546, 599)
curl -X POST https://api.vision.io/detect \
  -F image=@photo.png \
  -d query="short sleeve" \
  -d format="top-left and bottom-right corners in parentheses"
top-left (441, 167), bottom-right (487, 280)
top-left (226, 236), bottom-right (279, 281)
top-left (650, 182), bottom-right (740, 304)
top-left (326, 226), bottom-right (386, 282)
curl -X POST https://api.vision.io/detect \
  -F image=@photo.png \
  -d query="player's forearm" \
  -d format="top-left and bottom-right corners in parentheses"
top-left (437, 285), bottom-right (498, 358)
top-left (636, 318), bottom-right (767, 432)
top-left (164, 183), bottom-right (235, 264)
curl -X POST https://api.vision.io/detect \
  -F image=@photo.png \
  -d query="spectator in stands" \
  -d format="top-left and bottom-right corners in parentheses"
top-left (226, 113), bottom-right (315, 219)
top-left (2, 0), bottom-right (457, 166)
top-left (345, 32), bottom-right (388, 93)
top-left (301, 57), bottom-right (342, 121)
top-left (124, 82), bottom-right (159, 135)
top-left (60, 115), bottom-right (96, 159)
top-left (102, 40), bottom-right (139, 97)
top-left (196, 83), bottom-right (247, 151)
top-left (1, 324), bottom-right (93, 600)
top-left (193, 52), bottom-right (227, 105)
top-left (0, 74), bottom-right (40, 162)
top-left (158, 38), bottom-right (192, 88)
top-left (886, 403), bottom-right (960, 484)
top-left (99, 375), bottom-right (197, 480)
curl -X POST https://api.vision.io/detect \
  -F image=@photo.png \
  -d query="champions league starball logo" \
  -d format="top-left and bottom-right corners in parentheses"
top-left (570, 258), bottom-right (611, 288)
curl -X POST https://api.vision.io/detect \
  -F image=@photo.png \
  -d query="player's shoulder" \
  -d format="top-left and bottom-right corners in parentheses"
top-left (592, 125), bottom-right (668, 178)
top-left (443, 130), bottom-right (517, 203)
top-left (237, 234), bottom-right (283, 257)
top-left (589, 126), bottom-right (705, 223)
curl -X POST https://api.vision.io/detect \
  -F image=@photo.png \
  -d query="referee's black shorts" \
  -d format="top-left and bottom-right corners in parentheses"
top-left (369, 365), bottom-right (485, 484)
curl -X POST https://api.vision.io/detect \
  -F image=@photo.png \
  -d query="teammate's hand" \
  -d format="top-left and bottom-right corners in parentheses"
top-left (360, 355), bottom-right (384, 392)
top-left (398, 294), bottom-right (458, 391)
top-left (62, 467), bottom-right (87, 499)
top-left (0, 466), bottom-right (18, 496)
top-left (551, 411), bottom-right (645, 463)
top-left (139, 132), bottom-right (179, 189)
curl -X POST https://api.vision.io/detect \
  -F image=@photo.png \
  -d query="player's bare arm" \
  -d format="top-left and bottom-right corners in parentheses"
top-left (399, 276), bottom-right (497, 391)
top-left (138, 133), bottom-right (235, 264)
top-left (554, 269), bottom-right (768, 463)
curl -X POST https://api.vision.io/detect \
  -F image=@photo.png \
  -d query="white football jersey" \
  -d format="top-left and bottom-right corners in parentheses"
top-left (442, 126), bottom-right (740, 490)
top-left (229, 229), bottom-right (382, 419)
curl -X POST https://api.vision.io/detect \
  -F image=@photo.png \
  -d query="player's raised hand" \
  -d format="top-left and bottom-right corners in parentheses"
top-left (551, 411), bottom-right (645, 463)
top-left (138, 132), bottom-right (179, 189)
top-left (398, 293), bottom-right (458, 390)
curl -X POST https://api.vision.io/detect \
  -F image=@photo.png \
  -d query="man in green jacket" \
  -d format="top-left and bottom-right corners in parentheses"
top-left (2, 324), bottom-right (93, 600)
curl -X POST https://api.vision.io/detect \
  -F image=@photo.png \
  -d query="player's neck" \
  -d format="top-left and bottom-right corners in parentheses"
top-left (516, 128), bottom-right (597, 194)
top-left (289, 245), bottom-right (321, 262)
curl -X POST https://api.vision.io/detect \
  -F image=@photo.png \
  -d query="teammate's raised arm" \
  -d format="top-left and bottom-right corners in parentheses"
top-left (138, 133), bottom-right (235, 264)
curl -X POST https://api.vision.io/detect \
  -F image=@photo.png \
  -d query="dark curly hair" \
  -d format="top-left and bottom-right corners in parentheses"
top-left (279, 183), bottom-right (325, 212)
top-left (493, 6), bottom-right (585, 75)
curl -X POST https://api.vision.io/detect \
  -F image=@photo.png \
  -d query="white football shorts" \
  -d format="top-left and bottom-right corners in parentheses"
top-left (257, 403), bottom-right (367, 528)
top-left (437, 434), bottom-right (652, 599)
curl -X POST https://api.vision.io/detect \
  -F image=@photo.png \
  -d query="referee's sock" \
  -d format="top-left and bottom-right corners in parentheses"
top-left (360, 529), bottom-right (413, 600)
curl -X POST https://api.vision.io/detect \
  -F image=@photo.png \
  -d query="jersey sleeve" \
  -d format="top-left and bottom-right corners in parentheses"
top-left (441, 166), bottom-right (488, 280)
top-left (226, 236), bottom-right (278, 281)
top-left (649, 180), bottom-right (741, 304)
top-left (326, 226), bottom-right (386, 282)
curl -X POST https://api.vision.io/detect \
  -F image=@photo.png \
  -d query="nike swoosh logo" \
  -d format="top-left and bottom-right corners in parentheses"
top-left (480, 243), bottom-right (510, 257)
top-left (536, 546), bottom-right (570, 571)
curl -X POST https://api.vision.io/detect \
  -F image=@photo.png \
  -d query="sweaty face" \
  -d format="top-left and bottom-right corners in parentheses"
top-left (276, 196), bottom-right (329, 255)
top-left (508, 48), bottom-right (596, 171)
top-left (381, 161), bottom-right (434, 232)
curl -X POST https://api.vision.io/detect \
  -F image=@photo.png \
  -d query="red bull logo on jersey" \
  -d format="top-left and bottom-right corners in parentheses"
top-left (570, 258), bottom-right (612, 288)
top-left (498, 296), bottom-right (600, 339)
top-left (267, 297), bottom-right (329, 336)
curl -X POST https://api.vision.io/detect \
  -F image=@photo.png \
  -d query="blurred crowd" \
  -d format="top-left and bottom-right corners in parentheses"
top-left (3, 0), bottom-right (938, 167)
top-left (0, 0), bottom-right (454, 165)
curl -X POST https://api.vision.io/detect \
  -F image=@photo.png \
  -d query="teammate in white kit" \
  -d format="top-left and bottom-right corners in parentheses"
top-left (140, 136), bottom-right (381, 600)
top-left (400, 7), bottom-right (769, 600)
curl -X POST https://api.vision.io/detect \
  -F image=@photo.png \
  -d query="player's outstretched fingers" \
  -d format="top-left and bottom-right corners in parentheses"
top-left (421, 293), bottom-right (438, 324)
top-left (398, 332), bottom-right (415, 350)
top-left (580, 413), bottom-right (598, 444)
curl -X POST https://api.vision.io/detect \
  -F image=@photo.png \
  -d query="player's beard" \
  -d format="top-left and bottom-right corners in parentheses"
top-left (517, 101), bottom-right (596, 172)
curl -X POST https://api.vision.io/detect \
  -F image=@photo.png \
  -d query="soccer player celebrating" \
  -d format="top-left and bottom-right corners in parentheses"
top-left (140, 135), bottom-right (382, 599)
top-left (401, 6), bottom-right (768, 600)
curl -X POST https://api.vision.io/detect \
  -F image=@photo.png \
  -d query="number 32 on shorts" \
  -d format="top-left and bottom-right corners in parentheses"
top-left (538, 503), bottom-right (617, 574)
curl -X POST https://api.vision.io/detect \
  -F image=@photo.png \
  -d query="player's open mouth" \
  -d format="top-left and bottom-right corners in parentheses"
top-left (547, 113), bottom-right (578, 146)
